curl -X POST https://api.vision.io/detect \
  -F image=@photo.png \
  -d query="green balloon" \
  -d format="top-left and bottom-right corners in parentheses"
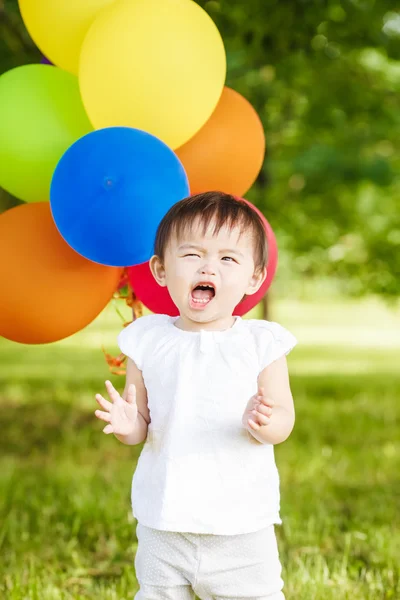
top-left (0, 64), bottom-right (93, 203)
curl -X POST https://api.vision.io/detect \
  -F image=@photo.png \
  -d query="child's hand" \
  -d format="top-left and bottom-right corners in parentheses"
top-left (95, 380), bottom-right (138, 436)
top-left (242, 386), bottom-right (274, 431)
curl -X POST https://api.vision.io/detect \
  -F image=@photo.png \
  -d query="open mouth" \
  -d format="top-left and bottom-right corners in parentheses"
top-left (190, 283), bottom-right (216, 309)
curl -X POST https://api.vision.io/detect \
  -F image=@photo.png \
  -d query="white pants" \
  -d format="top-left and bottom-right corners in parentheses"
top-left (134, 522), bottom-right (285, 600)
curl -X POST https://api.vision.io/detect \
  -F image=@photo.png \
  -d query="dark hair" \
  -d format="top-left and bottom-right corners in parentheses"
top-left (154, 191), bottom-right (268, 273)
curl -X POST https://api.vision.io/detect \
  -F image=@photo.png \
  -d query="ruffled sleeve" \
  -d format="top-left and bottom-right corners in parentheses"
top-left (248, 319), bottom-right (298, 372)
top-left (117, 314), bottom-right (163, 370)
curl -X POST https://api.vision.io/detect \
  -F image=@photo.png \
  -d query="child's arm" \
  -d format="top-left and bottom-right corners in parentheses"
top-left (95, 358), bottom-right (149, 446)
top-left (243, 355), bottom-right (295, 445)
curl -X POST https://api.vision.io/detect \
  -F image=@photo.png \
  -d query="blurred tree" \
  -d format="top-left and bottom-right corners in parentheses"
top-left (1, 0), bottom-right (400, 298)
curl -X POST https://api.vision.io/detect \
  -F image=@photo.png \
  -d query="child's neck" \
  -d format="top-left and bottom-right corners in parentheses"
top-left (174, 313), bottom-right (237, 333)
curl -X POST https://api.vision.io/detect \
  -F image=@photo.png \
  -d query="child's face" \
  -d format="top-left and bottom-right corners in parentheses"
top-left (150, 218), bottom-right (266, 323)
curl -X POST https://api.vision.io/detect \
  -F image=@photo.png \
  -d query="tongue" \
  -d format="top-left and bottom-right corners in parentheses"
top-left (192, 288), bottom-right (213, 301)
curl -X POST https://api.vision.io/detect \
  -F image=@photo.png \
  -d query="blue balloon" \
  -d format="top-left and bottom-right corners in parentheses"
top-left (50, 127), bottom-right (190, 266)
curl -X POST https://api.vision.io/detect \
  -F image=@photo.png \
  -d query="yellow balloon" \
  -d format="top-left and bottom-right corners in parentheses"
top-left (18, 0), bottom-right (115, 74)
top-left (79, 0), bottom-right (226, 149)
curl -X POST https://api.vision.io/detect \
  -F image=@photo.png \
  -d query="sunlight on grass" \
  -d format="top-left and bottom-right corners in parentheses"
top-left (1, 295), bottom-right (399, 599)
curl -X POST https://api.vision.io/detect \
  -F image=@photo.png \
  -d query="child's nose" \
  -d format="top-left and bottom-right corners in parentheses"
top-left (200, 263), bottom-right (216, 276)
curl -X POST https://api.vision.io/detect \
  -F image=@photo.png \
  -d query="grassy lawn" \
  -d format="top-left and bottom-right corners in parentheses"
top-left (0, 296), bottom-right (399, 599)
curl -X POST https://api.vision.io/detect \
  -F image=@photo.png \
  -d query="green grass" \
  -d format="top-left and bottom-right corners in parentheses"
top-left (1, 296), bottom-right (399, 599)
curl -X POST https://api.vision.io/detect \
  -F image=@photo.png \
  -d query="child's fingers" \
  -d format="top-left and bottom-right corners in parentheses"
top-left (251, 407), bottom-right (271, 425)
top-left (248, 418), bottom-right (260, 430)
top-left (126, 383), bottom-right (137, 405)
top-left (256, 386), bottom-right (265, 401)
top-left (95, 394), bottom-right (112, 411)
top-left (261, 397), bottom-right (274, 408)
top-left (105, 380), bottom-right (122, 403)
top-left (255, 412), bottom-right (271, 425)
top-left (257, 391), bottom-right (274, 408)
top-left (95, 410), bottom-right (111, 423)
top-left (256, 404), bottom-right (273, 416)
top-left (103, 424), bottom-right (114, 434)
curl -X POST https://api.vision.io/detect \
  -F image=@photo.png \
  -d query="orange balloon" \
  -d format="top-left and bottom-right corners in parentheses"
top-left (175, 87), bottom-right (265, 196)
top-left (0, 203), bottom-right (122, 344)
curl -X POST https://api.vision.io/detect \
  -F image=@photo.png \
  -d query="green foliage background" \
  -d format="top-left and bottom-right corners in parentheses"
top-left (1, 0), bottom-right (400, 297)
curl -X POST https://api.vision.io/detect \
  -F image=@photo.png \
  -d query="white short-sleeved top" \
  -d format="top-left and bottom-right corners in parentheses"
top-left (117, 313), bottom-right (297, 535)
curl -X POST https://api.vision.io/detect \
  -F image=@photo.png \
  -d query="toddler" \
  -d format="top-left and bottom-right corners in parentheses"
top-left (95, 191), bottom-right (297, 600)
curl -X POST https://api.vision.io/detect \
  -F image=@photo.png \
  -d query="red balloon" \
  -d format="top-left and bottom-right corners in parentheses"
top-left (127, 199), bottom-right (277, 316)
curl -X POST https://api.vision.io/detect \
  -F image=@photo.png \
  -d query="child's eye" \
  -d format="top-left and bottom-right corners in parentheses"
top-left (222, 256), bottom-right (236, 262)
top-left (184, 253), bottom-right (200, 258)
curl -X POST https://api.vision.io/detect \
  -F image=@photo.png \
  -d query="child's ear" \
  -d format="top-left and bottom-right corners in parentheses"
top-left (245, 266), bottom-right (267, 296)
top-left (149, 255), bottom-right (167, 287)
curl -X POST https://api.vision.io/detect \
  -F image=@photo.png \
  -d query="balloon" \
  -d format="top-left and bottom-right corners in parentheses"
top-left (238, 205), bottom-right (278, 316)
top-left (176, 87), bottom-right (266, 197)
top-left (0, 64), bottom-right (93, 203)
top-left (79, 0), bottom-right (226, 149)
top-left (127, 198), bottom-right (278, 316)
top-left (50, 127), bottom-right (190, 267)
top-left (18, 0), bottom-right (114, 74)
top-left (0, 203), bottom-right (122, 344)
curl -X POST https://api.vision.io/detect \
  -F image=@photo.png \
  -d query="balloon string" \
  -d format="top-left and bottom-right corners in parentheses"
top-left (102, 268), bottom-right (142, 376)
